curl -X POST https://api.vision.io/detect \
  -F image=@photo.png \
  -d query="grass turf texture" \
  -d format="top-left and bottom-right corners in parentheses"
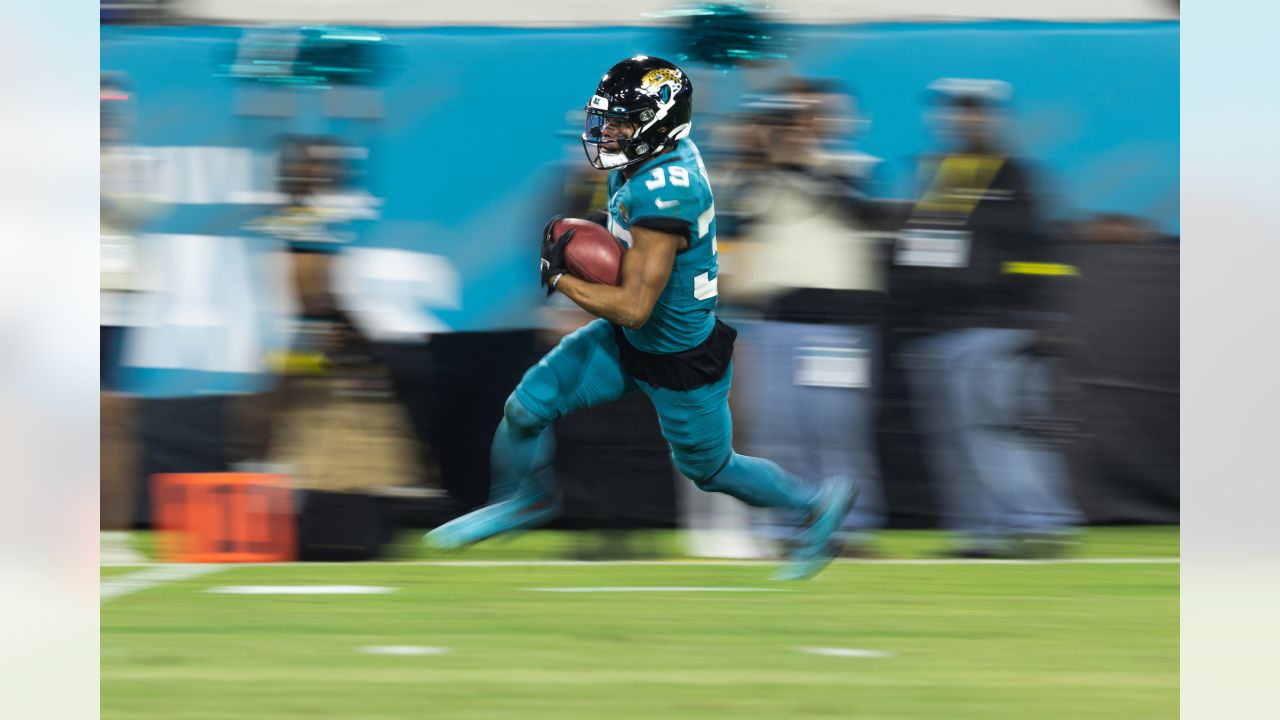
top-left (103, 528), bottom-right (1177, 719)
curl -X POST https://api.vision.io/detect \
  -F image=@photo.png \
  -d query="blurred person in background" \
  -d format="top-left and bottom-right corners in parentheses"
top-left (240, 135), bottom-right (403, 492)
top-left (110, 131), bottom-right (301, 530)
top-left (427, 56), bottom-right (857, 580)
top-left (100, 73), bottom-right (161, 546)
top-left (247, 134), bottom-right (380, 317)
top-left (717, 78), bottom-right (898, 556)
top-left (244, 134), bottom-right (381, 437)
top-left (662, 1), bottom-right (803, 560)
top-left (890, 79), bottom-right (1082, 558)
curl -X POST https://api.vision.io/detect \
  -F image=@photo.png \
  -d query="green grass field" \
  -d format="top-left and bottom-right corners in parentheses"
top-left (102, 528), bottom-right (1178, 719)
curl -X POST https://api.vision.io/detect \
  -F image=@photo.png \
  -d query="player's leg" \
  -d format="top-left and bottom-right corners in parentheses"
top-left (426, 319), bottom-right (637, 549)
top-left (732, 319), bottom-right (813, 545)
top-left (640, 364), bottom-right (806, 508)
top-left (639, 363), bottom-right (857, 580)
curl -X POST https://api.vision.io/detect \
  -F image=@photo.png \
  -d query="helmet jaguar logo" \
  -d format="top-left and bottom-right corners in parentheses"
top-left (641, 68), bottom-right (681, 87)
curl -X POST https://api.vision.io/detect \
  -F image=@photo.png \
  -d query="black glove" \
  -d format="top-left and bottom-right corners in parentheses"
top-left (540, 216), bottom-right (574, 296)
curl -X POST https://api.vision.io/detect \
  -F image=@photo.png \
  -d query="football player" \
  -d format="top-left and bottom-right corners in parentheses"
top-left (426, 56), bottom-right (857, 580)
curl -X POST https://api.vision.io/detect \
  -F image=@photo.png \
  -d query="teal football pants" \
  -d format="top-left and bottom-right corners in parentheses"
top-left (492, 318), bottom-right (818, 511)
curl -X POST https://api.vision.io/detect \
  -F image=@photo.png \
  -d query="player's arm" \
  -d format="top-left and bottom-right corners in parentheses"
top-left (554, 225), bottom-right (679, 329)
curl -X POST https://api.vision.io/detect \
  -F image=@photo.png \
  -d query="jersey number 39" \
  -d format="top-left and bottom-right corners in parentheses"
top-left (643, 165), bottom-right (718, 301)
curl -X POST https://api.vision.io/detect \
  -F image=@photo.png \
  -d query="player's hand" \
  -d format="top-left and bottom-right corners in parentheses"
top-left (540, 216), bottom-right (574, 296)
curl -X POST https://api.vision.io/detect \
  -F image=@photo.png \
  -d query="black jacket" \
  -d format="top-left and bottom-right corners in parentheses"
top-left (889, 154), bottom-right (1063, 335)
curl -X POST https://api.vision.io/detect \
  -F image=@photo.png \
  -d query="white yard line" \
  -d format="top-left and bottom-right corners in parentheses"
top-left (100, 564), bottom-right (225, 602)
top-left (102, 557), bottom-right (1180, 568)
top-left (359, 646), bottom-right (451, 656)
top-left (798, 647), bottom-right (894, 658)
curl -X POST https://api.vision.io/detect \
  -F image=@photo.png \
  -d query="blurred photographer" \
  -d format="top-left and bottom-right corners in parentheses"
top-left (891, 80), bottom-right (1083, 558)
top-left (718, 78), bottom-right (896, 554)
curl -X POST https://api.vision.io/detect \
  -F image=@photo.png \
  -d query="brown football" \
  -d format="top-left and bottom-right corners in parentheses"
top-left (555, 217), bottom-right (625, 286)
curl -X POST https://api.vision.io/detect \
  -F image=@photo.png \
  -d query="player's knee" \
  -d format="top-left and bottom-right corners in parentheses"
top-left (674, 449), bottom-right (731, 490)
top-left (691, 473), bottom-right (729, 495)
top-left (503, 393), bottom-right (548, 437)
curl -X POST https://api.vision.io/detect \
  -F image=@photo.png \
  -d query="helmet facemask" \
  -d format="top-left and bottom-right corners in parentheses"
top-left (582, 109), bottom-right (646, 170)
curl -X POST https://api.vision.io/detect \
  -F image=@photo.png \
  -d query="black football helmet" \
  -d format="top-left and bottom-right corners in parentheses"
top-left (582, 56), bottom-right (693, 170)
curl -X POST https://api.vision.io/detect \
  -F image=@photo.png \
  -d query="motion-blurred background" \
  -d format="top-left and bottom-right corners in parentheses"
top-left (99, 0), bottom-right (1178, 561)
top-left (99, 3), bottom-right (1179, 718)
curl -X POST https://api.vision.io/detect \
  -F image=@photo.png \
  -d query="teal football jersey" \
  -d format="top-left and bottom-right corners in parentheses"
top-left (606, 139), bottom-right (719, 354)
